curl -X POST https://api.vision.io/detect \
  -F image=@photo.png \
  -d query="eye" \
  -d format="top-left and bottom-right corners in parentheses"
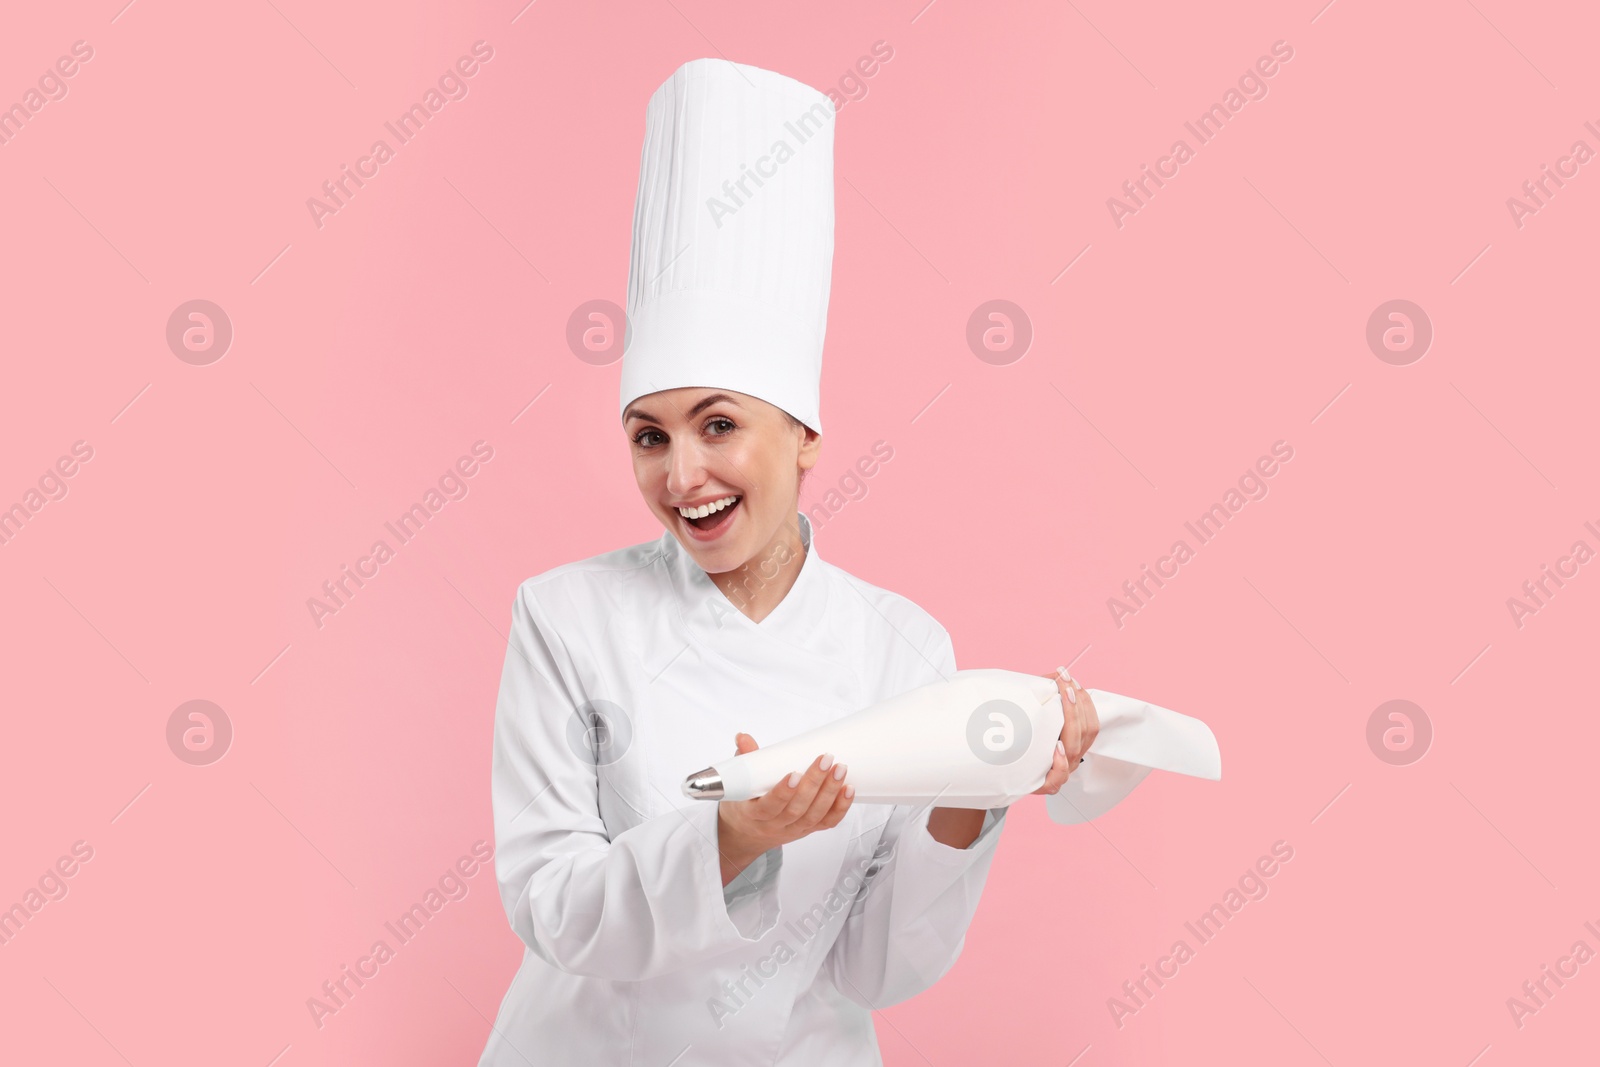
top-left (633, 428), bottom-right (665, 448)
top-left (705, 416), bottom-right (736, 436)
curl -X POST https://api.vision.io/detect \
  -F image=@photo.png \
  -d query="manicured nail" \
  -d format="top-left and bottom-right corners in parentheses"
top-left (820, 753), bottom-right (835, 771)
top-left (787, 772), bottom-right (801, 788)
top-left (1066, 686), bottom-right (1077, 704)
top-left (833, 761), bottom-right (847, 780)
top-left (844, 784), bottom-right (855, 798)
top-left (1056, 740), bottom-right (1066, 756)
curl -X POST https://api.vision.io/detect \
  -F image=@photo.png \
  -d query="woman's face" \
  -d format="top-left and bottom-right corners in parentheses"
top-left (624, 387), bottom-right (820, 574)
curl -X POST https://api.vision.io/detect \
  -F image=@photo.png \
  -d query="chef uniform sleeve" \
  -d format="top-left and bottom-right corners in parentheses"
top-left (490, 583), bottom-right (784, 982)
top-left (723, 845), bottom-right (784, 922)
top-left (821, 624), bottom-right (1009, 1009)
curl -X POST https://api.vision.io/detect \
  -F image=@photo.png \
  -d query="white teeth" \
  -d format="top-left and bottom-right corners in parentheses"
top-left (678, 495), bottom-right (739, 519)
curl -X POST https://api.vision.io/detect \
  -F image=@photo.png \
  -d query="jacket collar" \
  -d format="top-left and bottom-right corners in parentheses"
top-left (660, 510), bottom-right (830, 640)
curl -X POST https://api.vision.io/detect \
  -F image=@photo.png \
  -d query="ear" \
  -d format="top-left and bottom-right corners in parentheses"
top-left (796, 426), bottom-right (822, 471)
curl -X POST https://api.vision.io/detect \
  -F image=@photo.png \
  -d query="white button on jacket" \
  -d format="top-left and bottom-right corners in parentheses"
top-left (478, 512), bottom-right (1006, 1065)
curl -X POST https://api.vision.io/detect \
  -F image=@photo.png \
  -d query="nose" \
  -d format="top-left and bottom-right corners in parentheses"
top-left (663, 437), bottom-right (710, 498)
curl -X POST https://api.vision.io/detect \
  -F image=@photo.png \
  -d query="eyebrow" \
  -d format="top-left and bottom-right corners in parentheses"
top-left (623, 392), bottom-right (741, 424)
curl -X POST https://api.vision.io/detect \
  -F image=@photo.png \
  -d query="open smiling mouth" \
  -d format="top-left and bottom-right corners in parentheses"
top-left (678, 495), bottom-right (741, 533)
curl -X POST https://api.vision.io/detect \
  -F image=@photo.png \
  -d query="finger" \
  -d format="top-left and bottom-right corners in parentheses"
top-left (1053, 671), bottom-right (1080, 766)
top-left (1032, 747), bottom-right (1054, 794)
top-left (1070, 709), bottom-right (1087, 762)
top-left (1060, 670), bottom-right (1084, 760)
top-left (1033, 742), bottom-right (1068, 794)
top-left (781, 753), bottom-right (835, 824)
top-left (801, 761), bottom-right (848, 827)
top-left (780, 751), bottom-right (832, 825)
top-left (819, 782), bottom-right (854, 828)
top-left (1056, 666), bottom-right (1078, 706)
top-left (747, 763), bottom-right (805, 820)
top-left (1072, 690), bottom-right (1098, 761)
top-left (1081, 691), bottom-right (1101, 748)
top-left (735, 732), bottom-right (759, 755)
top-left (1053, 670), bottom-right (1091, 770)
top-left (1051, 674), bottom-right (1074, 746)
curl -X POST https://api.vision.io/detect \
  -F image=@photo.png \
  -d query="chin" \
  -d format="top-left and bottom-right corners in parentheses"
top-left (681, 547), bottom-right (742, 579)
top-left (681, 536), bottom-right (752, 576)
top-left (658, 507), bottom-right (749, 574)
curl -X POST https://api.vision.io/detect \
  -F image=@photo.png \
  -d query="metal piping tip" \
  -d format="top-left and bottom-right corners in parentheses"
top-left (682, 767), bottom-right (724, 800)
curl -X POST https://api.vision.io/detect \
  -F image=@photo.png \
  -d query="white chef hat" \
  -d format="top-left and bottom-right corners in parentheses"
top-left (619, 58), bottom-right (835, 434)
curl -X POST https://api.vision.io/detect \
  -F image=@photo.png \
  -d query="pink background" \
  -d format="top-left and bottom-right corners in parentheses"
top-left (2, 1), bottom-right (1596, 1064)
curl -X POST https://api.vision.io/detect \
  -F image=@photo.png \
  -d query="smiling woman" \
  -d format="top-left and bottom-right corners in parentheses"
top-left (477, 58), bottom-right (1021, 1067)
top-left (623, 389), bottom-right (819, 617)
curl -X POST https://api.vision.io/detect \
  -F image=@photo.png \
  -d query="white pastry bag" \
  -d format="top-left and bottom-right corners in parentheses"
top-left (682, 668), bottom-right (1221, 821)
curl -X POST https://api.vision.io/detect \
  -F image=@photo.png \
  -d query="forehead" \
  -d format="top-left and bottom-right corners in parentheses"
top-left (623, 388), bottom-right (757, 423)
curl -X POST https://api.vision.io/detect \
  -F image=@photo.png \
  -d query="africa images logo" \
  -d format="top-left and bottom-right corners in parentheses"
top-left (306, 41), bottom-right (495, 229)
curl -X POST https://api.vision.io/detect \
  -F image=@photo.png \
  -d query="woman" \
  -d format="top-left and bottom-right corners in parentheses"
top-left (477, 59), bottom-right (1098, 1066)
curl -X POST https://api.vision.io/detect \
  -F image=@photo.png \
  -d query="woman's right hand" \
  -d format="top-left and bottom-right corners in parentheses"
top-left (716, 732), bottom-right (853, 885)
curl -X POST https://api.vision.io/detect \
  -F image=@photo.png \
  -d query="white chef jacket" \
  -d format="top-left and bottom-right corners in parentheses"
top-left (478, 511), bottom-right (1008, 1066)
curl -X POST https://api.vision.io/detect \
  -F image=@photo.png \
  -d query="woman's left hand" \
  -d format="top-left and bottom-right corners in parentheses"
top-left (1032, 666), bottom-right (1099, 795)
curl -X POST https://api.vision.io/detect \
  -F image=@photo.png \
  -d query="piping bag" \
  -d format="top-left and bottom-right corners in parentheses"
top-left (681, 668), bottom-right (1221, 824)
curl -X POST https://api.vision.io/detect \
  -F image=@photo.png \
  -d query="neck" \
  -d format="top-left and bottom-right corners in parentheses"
top-left (709, 514), bottom-right (808, 623)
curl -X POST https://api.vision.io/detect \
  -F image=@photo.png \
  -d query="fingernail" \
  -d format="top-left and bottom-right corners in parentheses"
top-left (1066, 687), bottom-right (1077, 704)
top-left (844, 784), bottom-right (855, 798)
top-left (1056, 665), bottom-right (1069, 677)
top-left (833, 762), bottom-right (847, 780)
top-left (1056, 740), bottom-right (1066, 756)
top-left (787, 772), bottom-right (801, 788)
top-left (820, 753), bottom-right (835, 771)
